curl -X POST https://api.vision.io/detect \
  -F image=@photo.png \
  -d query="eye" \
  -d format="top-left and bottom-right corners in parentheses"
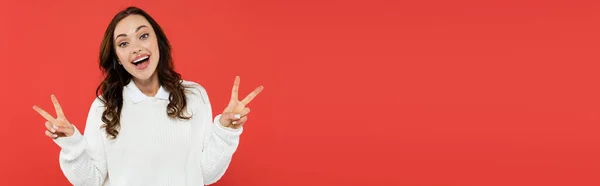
top-left (118, 42), bottom-right (128, 47)
top-left (140, 33), bottom-right (149, 40)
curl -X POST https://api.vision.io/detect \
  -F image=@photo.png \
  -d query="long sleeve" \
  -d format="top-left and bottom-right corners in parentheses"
top-left (192, 84), bottom-right (243, 185)
top-left (200, 114), bottom-right (243, 184)
top-left (52, 98), bottom-right (108, 186)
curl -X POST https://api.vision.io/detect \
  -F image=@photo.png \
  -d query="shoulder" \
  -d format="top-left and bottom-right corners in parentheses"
top-left (181, 80), bottom-right (210, 104)
top-left (181, 80), bottom-right (205, 90)
top-left (85, 96), bottom-right (107, 116)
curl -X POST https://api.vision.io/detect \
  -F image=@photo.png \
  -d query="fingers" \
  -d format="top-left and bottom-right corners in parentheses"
top-left (232, 116), bottom-right (248, 125)
top-left (231, 76), bottom-right (240, 101)
top-left (51, 95), bottom-right (65, 118)
top-left (44, 121), bottom-right (59, 139)
top-left (230, 108), bottom-right (250, 125)
top-left (45, 130), bottom-right (57, 139)
top-left (35, 95), bottom-right (71, 139)
top-left (220, 110), bottom-right (250, 127)
top-left (33, 105), bottom-right (56, 123)
top-left (221, 112), bottom-right (239, 121)
top-left (232, 113), bottom-right (241, 120)
top-left (241, 86), bottom-right (264, 105)
top-left (240, 107), bottom-right (250, 117)
top-left (219, 112), bottom-right (237, 127)
top-left (45, 121), bottom-right (57, 133)
top-left (225, 112), bottom-right (242, 121)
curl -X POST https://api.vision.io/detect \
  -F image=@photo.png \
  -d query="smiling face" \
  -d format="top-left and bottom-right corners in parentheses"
top-left (113, 14), bottom-right (160, 82)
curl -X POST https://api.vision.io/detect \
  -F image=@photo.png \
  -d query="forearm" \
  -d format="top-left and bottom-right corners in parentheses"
top-left (200, 114), bottom-right (243, 185)
top-left (54, 127), bottom-right (107, 186)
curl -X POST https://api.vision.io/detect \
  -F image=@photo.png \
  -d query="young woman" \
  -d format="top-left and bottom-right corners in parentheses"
top-left (32, 6), bottom-right (263, 186)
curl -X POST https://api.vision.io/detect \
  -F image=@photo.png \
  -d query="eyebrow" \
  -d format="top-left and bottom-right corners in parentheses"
top-left (115, 25), bottom-right (148, 41)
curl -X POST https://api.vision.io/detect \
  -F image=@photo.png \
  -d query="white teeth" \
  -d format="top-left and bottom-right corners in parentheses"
top-left (133, 56), bottom-right (149, 63)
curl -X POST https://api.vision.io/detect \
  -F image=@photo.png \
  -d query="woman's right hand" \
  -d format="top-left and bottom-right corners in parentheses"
top-left (33, 95), bottom-right (75, 139)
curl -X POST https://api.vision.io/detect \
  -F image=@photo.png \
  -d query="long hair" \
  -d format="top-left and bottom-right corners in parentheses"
top-left (96, 6), bottom-right (191, 139)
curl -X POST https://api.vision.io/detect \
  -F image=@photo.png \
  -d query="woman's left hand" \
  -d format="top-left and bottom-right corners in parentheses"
top-left (219, 76), bottom-right (263, 129)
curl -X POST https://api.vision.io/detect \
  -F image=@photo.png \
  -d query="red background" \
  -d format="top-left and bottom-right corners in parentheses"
top-left (1, 0), bottom-right (600, 185)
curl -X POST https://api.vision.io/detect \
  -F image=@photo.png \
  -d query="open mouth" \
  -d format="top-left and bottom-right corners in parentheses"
top-left (132, 55), bottom-right (150, 66)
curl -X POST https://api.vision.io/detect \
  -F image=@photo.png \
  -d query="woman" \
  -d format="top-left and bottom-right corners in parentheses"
top-left (32, 6), bottom-right (263, 186)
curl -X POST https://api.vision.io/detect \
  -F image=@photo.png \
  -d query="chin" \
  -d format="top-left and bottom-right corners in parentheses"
top-left (132, 71), bottom-right (157, 82)
top-left (129, 66), bottom-right (159, 82)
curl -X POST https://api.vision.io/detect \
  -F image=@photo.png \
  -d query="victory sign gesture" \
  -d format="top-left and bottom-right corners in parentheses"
top-left (32, 95), bottom-right (75, 139)
top-left (219, 76), bottom-right (264, 129)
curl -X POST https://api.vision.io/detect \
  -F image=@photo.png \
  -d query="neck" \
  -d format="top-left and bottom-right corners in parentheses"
top-left (132, 72), bottom-right (160, 97)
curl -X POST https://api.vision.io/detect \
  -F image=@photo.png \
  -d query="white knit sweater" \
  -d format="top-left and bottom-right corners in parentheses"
top-left (52, 80), bottom-right (242, 186)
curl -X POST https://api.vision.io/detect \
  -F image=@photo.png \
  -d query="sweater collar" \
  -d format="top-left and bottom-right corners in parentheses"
top-left (125, 80), bottom-right (170, 103)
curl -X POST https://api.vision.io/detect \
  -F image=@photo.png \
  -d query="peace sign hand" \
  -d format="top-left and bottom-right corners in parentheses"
top-left (32, 95), bottom-right (75, 139)
top-left (219, 76), bottom-right (264, 129)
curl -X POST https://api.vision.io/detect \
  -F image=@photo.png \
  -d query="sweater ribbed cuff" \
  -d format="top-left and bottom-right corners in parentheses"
top-left (53, 125), bottom-right (87, 161)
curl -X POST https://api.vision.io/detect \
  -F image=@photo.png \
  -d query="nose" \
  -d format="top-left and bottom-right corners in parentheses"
top-left (132, 48), bottom-right (142, 54)
top-left (131, 41), bottom-right (143, 54)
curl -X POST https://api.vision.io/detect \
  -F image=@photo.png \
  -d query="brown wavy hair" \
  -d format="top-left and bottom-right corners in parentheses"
top-left (96, 6), bottom-right (191, 139)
